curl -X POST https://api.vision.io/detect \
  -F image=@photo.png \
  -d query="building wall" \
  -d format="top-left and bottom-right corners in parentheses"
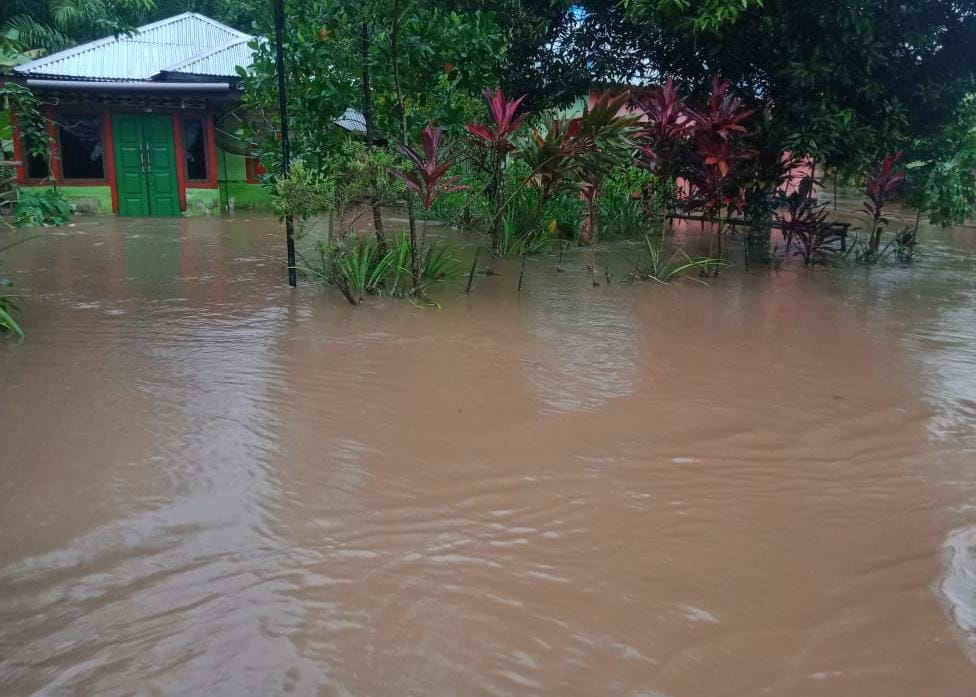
top-left (13, 105), bottom-right (272, 217)
top-left (215, 149), bottom-right (271, 213)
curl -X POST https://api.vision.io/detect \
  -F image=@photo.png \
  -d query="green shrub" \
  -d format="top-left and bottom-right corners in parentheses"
top-left (0, 276), bottom-right (23, 338)
top-left (14, 188), bottom-right (72, 227)
top-left (0, 238), bottom-right (29, 337)
top-left (599, 166), bottom-right (658, 238)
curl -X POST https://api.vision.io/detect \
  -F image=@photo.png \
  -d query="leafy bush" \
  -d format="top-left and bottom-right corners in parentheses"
top-left (597, 166), bottom-right (656, 239)
top-left (13, 188), bottom-right (72, 227)
top-left (0, 238), bottom-right (29, 337)
top-left (271, 159), bottom-right (335, 238)
top-left (0, 276), bottom-right (23, 338)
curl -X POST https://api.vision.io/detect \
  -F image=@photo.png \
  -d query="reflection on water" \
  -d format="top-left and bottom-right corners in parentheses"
top-left (522, 269), bottom-right (640, 413)
top-left (1, 215), bottom-right (976, 696)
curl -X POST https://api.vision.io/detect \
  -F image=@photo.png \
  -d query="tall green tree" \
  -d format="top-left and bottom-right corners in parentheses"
top-left (2, 0), bottom-right (155, 54)
top-left (621, 0), bottom-right (976, 175)
top-left (241, 0), bottom-right (504, 244)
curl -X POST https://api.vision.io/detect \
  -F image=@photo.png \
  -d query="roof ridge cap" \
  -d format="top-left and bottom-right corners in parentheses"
top-left (158, 38), bottom-right (253, 74)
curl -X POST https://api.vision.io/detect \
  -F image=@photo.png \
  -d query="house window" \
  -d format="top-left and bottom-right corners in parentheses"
top-left (26, 152), bottom-right (49, 180)
top-left (181, 117), bottom-right (209, 181)
top-left (57, 114), bottom-right (104, 179)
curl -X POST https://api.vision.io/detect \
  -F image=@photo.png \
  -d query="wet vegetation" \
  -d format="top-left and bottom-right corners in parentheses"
top-left (234, 1), bottom-right (975, 304)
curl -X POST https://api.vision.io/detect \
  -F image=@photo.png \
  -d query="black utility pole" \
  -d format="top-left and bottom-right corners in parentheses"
top-left (272, 0), bottom-right (297, 287)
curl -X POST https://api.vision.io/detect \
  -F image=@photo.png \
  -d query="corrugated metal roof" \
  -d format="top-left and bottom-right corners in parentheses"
top-left (334, 108), bottom-right (367, 134)
top-left (14, 12), bottom-right (255, 82)
top-left (161, 39), bottom-right (255, 78)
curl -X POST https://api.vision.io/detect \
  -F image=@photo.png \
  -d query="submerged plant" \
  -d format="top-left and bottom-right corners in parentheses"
top-left (298, 233), bottom-right (463, 305)
top-left (634, 79), bottom-right (696, 233)
top-left (776, 175), bottom-right (842, 266)
top-left (684, 78), bottom-right (755, 264)
top-left (13, 189), bottom-right (72, 228)
top-left (0, 236), bottom-right (42, 338)
top-left (863, 152), bottom-right (906, 254)
top-left (574, 92), bottom-right (642, 245)
top-left (466, 88), bottom-right (528, 255)
top-left (0, 277), bottom-right (23, 338)
top-left (627, 235), bottom-right (725, 283)
top-left (841, 235), bottom-right (896, 266)
top-left (497, 214), bottom-right (552, 257)
top-left (391, 123), bottom-right (467, 291)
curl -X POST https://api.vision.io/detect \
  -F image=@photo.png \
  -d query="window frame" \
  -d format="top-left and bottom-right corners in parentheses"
top-left (12, 109), bottom-right (53, 184)
top-left (54, 111), bottom-right (108, 183)
top-left (177, 113), bottom-right (218, 189)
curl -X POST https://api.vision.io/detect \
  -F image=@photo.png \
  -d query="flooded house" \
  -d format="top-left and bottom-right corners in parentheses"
top-left (7, 12), bottom-right (272, 216)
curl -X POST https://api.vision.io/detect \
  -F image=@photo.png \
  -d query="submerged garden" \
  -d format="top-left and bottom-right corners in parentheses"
top-left (234, 0), bottom-right (976, 305)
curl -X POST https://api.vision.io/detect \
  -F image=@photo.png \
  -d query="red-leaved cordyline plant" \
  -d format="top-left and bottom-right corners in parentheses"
top-left (466, 88), bottom-right (528, 254)
top-left (391, 123), bottom-right (466, 291)
top-left (686, 78), bottom-right (756, 269)
top-left (574, 91), bottom-right (641, 245)
top-left (634, 79), bottom-right (697, 235)
top-left (864, 152), bottom-right (905, 253)
top-left (520, 117), bottom-right (585, 205)
top-left (688, 77), bottom-right (755, 142)
top-left (465, 88), bottom-right (529, 153)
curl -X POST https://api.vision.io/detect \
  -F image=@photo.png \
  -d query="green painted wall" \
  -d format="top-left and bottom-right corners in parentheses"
top-left (185, 187), bottom-right (221, 215)
top-left (216, 148), bottom-right (248, 181)
top-left (221, 182), bottom-right (272, 211)
top-left (16, 148), bottom-right (271, 216)
top-left (18, 185), bottom-right (113, 215)
top-left (215, 149), bottom-right (272, 212)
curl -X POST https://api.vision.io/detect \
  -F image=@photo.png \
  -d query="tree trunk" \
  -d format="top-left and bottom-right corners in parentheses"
top-left (746, 209), bottom-right (772, 264)
top-left (580, 193), bottom-right (598, 246)
top-left (360, 18), bottom-right (385, 254)
top-left (390, 1), bottom-right (418, 271)
top-left (490, 153), bottom-right (504, 255)
top-left (869, 212), bottom-right (883, 253)
top-left (714, 219), bottom-right (724, 275)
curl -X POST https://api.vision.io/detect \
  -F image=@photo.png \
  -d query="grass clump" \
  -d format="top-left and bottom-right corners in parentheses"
top-left (299, 233), bottom-right (463, 304)
top-left (627, 235), bottom-right (725, 284)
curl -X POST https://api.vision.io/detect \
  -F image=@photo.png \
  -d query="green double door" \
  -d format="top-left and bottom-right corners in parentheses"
top-left (112, 114), bottom-right (180, 217)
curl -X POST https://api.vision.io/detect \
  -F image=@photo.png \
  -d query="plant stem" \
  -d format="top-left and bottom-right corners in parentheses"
top-left (466, 246), bottom-right (481, 293)
top-left (490, 152), bottom-right (504, 255)
top-left (715, 219), bottom-right (723, 276)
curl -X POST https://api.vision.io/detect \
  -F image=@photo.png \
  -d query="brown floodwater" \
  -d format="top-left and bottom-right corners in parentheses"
top-left (1, 213), bottom-right (976, 696)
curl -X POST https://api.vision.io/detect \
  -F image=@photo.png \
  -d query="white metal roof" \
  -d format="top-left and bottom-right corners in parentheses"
top-left (160, 39), bottom-right (256, 78)
top-left (14, 13), bottom-right (256, 82)
top-left (333, 107), bottom-right (367, 134)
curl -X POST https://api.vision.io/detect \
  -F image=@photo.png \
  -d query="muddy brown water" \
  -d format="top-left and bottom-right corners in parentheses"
top-left (2, 215), bottom-right (976, 696)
